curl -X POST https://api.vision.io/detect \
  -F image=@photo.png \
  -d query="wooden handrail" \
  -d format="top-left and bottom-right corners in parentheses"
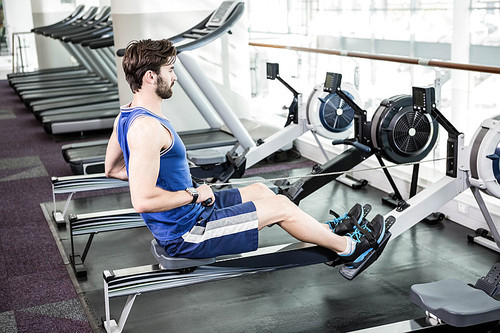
top-left (249, 42), bottom-right (500, 75)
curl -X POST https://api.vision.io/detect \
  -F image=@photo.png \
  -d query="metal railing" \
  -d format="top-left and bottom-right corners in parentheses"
top-left (249, 42), bottom-right (500, 75)
top-left (11, 31), bottom-right (35, 73)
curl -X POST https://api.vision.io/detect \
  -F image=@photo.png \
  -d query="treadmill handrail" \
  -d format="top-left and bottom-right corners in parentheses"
top-left (81, 34), bottom-right (114, 48)
top-left (39, 7), bottom-right (99, 36)
top-left (168, 13), bottom-right (213, 45)
top-left (115, 1), bottom-right (244, 56)
top-left (176, 2), bottom-right (244, 53)
top-left (114, 14), bottom-right (209, 57)
top-left (65, 24), bottom-right (113, 44)
top-left (31, 4), bottom-right (85, 33)
top-left (51, 7), bottom-right (111, 39)
top-left (87, 36), bottom-right (114, 49)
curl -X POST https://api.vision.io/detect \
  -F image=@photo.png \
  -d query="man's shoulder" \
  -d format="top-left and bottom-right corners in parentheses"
top-left (127, 117), bottom-right (170, 150)
top-left (129, 115), bottom-right (165, 132)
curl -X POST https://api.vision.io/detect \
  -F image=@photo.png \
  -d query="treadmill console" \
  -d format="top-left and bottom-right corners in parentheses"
top-left (412, 86), bottom-right (435, 113)
top-left (323, 72), bottom-right (342, 93)
top-left (207, 1), bottom-right (239, 27)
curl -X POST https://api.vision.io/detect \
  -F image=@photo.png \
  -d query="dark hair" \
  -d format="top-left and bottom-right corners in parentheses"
top-left (122, 39), bottom-right (177, 93)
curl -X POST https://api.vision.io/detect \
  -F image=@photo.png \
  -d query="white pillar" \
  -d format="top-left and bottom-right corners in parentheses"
top-left (450, 0), bottom-right (470, 134)
top-left (4, 0), bottom-right (38, 71)
top-left (30, 0), bottom-right (79, 69)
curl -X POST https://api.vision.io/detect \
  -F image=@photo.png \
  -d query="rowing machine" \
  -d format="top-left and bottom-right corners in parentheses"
top-left (365, 88), bottom-right (500, 329)
top-left (102, 215), bottom-right (395, 332)
top-left (367, 85), bottom-right (500, 329)
top-left (277, 72), bottom-right (439, 207)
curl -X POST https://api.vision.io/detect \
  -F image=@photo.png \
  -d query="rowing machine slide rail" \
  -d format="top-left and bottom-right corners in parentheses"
top-left (149, 214), bottom-right (393, 279)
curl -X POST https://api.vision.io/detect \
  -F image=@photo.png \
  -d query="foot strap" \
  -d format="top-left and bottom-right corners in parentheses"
top-left (353, 211), bottom-right (378, 247)
top-left (474, 262), bottom-right (500, 297)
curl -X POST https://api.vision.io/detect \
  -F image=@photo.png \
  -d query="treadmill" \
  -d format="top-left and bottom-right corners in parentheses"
top-left (10, 6), bottom-right (115, 104)
top-left (17, 7), bottom-right (114, 104)
top-left (63, 129), bottom-right (237, 174)
top-left (7, 5), bottom-right (92, 85)
top-left (62, 1), bottom-right (248, 174)
top-left (7, 5), bottom-right (87, 81)
top-left (8, 6), bottom-right (101, 89)
top-left (25, 15), bottom-right (118, 114)
top-left (41, 36), bottom-right (119, 135)
top-left (11, 7), bottom-right (120, 135)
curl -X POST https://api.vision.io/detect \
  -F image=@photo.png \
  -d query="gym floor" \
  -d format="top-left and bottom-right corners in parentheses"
top-left (45, 164), bottom-right (499, 332)
top-left (2, 78), bottom-right (499, 332)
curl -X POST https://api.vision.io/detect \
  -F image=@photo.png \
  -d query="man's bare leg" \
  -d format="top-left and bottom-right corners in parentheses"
top-left (238, 182), bottom-right (386, 264)
top-left (238, 183), bottom-right (347, 253)
top-left (252, 194), bottom-right (348, 253)
top-left (239, 183), bottom-right (277, 202)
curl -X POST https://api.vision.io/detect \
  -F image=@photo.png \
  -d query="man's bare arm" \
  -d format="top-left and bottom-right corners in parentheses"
top-left (104, 116), bottom-right (129, 181)
top-left (126, 117), bottom-right (214, 213)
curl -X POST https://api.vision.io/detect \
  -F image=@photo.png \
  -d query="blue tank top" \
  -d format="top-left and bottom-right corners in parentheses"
top-left (117, 105), bottom-right (203, 244)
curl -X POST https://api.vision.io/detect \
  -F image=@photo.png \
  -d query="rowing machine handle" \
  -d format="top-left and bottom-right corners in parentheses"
top-left (332, 139), bottom-right (371, 153)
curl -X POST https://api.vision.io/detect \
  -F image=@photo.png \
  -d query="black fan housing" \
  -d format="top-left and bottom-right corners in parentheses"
top-left (371, 95), bottom-right (439, 164)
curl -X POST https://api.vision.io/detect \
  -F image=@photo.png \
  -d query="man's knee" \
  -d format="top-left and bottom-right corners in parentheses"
top-left (251, 182), bottom-right (275, 196)
top-left (274, 194), bottom-right (296, 219)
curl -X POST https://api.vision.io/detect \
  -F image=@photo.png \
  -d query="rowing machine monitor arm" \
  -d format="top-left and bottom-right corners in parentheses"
top-left (412, 86), bottom-right (462, 178)
top-left (266, 62), bottom-right (299, 126)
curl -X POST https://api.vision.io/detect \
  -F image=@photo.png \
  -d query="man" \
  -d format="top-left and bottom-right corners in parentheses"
top-left (105, 39), bottom-right (385, 265)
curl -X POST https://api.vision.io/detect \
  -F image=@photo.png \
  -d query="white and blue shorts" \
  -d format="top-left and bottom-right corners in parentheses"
top-left (164, 188), bottom-right (259, 258)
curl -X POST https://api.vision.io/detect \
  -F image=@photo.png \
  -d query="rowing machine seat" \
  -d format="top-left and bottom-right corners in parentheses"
top-left (150, 239), bottom-right (216, 271)
top-left (187, 148), bottom-right (226, 165)
top-left (410, 279), bottom-right (500, 327)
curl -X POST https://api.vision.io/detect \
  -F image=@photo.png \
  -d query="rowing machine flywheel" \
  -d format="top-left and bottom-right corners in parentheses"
top-left (307, 82), bottom-right (361, 139)
top-left (469, 115), bottom-right (500, 198)
top-left (371, 95), bottom-right (439, 164)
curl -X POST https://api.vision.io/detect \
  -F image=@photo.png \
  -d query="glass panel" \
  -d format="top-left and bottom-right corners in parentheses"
top-left (248, 0), bottom-right (500, 154)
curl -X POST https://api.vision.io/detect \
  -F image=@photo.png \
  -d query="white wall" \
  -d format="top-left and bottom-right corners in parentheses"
top-left (30, 0), bottom-right (78, 69)
top-left (3, 0), bottom-right (38, 70)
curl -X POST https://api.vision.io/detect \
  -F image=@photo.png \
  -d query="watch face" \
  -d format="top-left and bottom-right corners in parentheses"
top-left (186, 187), bottom-right (198, 203)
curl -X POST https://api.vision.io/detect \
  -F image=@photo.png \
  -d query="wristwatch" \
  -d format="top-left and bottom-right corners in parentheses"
top-left (185, 187), bottom-right (199, 204)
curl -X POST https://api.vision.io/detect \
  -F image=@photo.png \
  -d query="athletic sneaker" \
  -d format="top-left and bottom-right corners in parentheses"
top-left (324, 203), bottom-right (369, 236)
top-left (339, 214), bottom-right (386, 266)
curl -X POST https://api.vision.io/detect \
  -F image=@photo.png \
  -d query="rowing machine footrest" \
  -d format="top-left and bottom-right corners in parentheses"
top-left (339, 231), bottom-right (391, 280)
top-left (150, 239), bottom-right (216, 270)
top-left (339, 216), bottom-right (394, 280)
top-left (187, 149), bottom-right (226, 165)
top-left (410, 278), bottom-right (500, 327)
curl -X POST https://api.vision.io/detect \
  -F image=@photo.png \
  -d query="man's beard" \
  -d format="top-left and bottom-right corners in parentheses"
top-left (155, 75), bottom-right (174, 99)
